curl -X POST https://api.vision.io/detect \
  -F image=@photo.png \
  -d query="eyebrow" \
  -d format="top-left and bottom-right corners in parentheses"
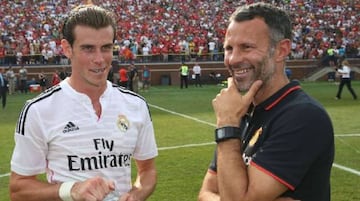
top-left (79, 43), bottom-right (114, 48)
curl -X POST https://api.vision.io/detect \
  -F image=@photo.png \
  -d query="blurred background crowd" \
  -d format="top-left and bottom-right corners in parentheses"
top-left (0, 0), bottom-right (359, 66)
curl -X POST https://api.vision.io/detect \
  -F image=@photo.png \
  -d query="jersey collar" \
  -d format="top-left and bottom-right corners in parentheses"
top-left (258, 81), bottom-right (302, 111)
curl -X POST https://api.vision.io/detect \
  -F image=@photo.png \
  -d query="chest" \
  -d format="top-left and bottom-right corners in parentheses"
top-left (44, 96), bottom-right (141, 146)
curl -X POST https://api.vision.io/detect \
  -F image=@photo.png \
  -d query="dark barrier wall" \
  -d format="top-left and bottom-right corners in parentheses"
top-left (1, 59), bottom-right (359, 87)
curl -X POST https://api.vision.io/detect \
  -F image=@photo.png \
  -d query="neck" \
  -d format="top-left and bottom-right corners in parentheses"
top-left (67, 77), bottom-right (106, 118)
top-left (254, 77), bottom-right (289, 105)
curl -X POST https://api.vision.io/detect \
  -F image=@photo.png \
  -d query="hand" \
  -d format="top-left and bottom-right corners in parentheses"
top-left (212, 77), bottom-right (262, 127)
top-left (71, 176), bottom-right (115, 201)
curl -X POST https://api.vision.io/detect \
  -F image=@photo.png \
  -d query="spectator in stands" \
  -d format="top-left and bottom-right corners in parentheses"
top-left (4, 45), bottom-right (16, 65)
top-left (335, 59), bottom-right (357, 100)
top-left (208, 39), bottom-right (216, 61)
top-left (141, 44), bottom-right (150, 62)
top-left (0, 0), bottom-right (359, 65)
top-left (0, 45), bottom-right (5, 65)
top-left (15, 47), bottom-right (23, 65)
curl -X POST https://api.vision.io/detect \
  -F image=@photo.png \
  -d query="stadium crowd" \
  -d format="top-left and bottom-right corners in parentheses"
top-left (0, 0), bottom-right (359, 66)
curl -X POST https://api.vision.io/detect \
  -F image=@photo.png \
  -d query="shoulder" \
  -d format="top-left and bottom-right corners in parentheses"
top-left (16, 85), bottom-right (63, 135)
top-left (265, 87), bottom-right (332, 128)
top-left (111, 83), bottom-right (147, 103)
top-left (286, 91), bottom-right (329, 116)
top-left (24, 85), bottom-right (63, 108)
top-left (276, 92), bottom-right (332, 133)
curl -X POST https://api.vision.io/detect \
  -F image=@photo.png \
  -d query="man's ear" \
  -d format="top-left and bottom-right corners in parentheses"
top-left (61, 39), bottom-right (72, 58)
top-left (275, 39), bottom-right (291, 62)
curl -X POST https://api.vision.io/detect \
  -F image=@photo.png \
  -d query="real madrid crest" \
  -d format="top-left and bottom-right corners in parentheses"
top-left (117, 115), bottom-right (130, 132)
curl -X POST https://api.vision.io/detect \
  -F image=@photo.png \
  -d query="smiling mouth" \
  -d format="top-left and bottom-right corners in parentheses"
top-left (232, 68), bottom-right (253, 76)
top-left (90, 68), bottom-right (106, 73)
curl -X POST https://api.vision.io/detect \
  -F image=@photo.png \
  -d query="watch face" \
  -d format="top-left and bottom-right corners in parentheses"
top-left (217, 129), bottom-right (225, 138)
top-left (215, 127), bottom-right (242, 143)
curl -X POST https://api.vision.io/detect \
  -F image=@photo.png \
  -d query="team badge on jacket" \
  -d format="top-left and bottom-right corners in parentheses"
top-left (249, 127), bottom-right (262, 146)
top-left (117, 115), bottom-right (130, 132)
top-left (243, 127), bottom-right (263, 165)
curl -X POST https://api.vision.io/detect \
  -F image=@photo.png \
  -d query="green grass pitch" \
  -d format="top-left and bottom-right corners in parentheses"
top-left (1, 81), bottom-right (359, 200)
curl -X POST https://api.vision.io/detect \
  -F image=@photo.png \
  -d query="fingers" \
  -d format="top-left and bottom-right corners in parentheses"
top-left (71, 177), bottom-right (115, 201)
top-left (97, 177), bottom-right (115, 196)
top-left (227, 77), bottom-right (234, 88)
top-left (243, 80), bottom-right (263, 101)
top-left (212, 77), bottom-right (262, 127)
top-left (226, 77), bottom-right (262, 103)
top-left (107, 180), bottom-right (116, 191)
top-left (118, 193), bottom-right (130, 201)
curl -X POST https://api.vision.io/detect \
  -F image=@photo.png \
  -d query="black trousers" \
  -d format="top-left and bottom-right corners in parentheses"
top-left (180, 75), bottom-right (188, 88)
top-left (194, 74), bottom-right (202, 87)
top-left (0, 86), bottom-right (6, 108)
top-left (336, 78), bottom-right (357, 99)
top-left (20, 79), bottom-right (28, 93)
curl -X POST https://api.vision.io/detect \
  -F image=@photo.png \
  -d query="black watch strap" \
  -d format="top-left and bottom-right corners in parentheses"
top-left (215, 126), bottom-right (242, 143)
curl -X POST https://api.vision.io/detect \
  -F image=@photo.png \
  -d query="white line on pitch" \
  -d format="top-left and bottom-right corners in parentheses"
top-left (0, 173), bottom-right (10, 178)
top-left (333, 163), bottom-right (360, 176)
top-left (149, 104), bottom-right (216, 127)
top-left (335, 134), bottom-right (360, 137)
top-left (158, 142), bottom-right (215, 150)
top-left (1, 105), bottom-right (359, 178)
top-left (149, 103), bottom-right (360, 176)
top-left (149, 104), bottom-right (360, 138)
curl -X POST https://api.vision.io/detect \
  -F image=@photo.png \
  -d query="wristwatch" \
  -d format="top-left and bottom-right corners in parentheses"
top-left (215, 126), bottom-right (242, 143)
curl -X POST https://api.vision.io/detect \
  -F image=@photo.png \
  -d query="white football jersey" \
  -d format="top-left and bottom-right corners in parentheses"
top-left (11, 79), bottom-right (158, 200)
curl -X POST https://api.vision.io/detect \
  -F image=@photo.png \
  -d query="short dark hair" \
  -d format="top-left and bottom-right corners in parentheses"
top-left (229, 2), bottom-right (292, 47)
top-left (62, 5), bottom-right (117, 46)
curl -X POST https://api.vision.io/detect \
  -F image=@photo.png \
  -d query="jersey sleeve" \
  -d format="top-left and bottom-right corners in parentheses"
top-left (11, 103), bottom-right (48, 176)
top-left (132, 101), bottom-right (158, 160)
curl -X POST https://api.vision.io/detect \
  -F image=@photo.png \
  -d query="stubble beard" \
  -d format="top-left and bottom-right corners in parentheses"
top-left (234, 54), bottom-right (275, 93)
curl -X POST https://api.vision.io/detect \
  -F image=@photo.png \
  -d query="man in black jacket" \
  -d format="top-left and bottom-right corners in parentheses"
top-left (0, 67), bottom-right (8, 109)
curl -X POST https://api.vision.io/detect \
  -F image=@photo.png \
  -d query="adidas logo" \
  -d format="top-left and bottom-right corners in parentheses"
top-left (63, 121), bottom-right (80, 133)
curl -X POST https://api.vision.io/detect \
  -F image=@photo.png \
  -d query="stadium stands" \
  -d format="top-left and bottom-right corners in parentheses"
top-left (0, 0), bottom-right (359, 66)
top-left (0, 0), bottom-right (359, 88)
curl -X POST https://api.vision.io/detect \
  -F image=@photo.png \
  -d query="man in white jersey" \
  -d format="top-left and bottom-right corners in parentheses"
top-left (10, 4), bottom-right (158, 201)
top-left (335, 59), bottom-right (357, 100)
top-left (192, 62), bottom-right (202, 87)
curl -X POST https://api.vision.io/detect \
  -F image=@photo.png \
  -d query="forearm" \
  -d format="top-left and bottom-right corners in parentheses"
top-left (10, 175), bottom-right (61, 201)
top-left (198, 170), bottom-right (220, 201)
top-left (130, 169), bottom-right (157, 201)
top-left (217, 139), bottom-right (249, 201)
